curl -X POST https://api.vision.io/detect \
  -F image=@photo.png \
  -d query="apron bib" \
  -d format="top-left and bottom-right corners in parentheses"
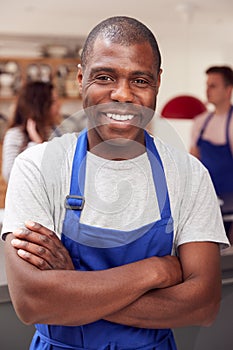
top-left (197, 105), bottom-right (233, 196)
top-left (30, 129), bottom-right (177, 350)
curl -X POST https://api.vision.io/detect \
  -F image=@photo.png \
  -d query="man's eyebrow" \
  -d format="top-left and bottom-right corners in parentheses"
top-left (131, 71), bottom-right (156, 80)
top-left (90, 67), bottom-right (115, 74)
top-left (90, 67), bottom-right (156, 80)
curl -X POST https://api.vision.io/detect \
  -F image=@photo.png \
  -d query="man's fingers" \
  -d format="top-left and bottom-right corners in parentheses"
top-left (11, 222), bottom-right (75, 270)
top-left (12, 238), bottom-right (46, 255)
top-left (24, 221), bottom-right (56, 239)
top-left (13, 223), bottom-right (59, 248)
top-left (11, 236), bottom-right (75, 271)
top-left (11, 238), bottom-right (53, 269)
top-left (17, 249), bottom-right (52, 270)
top-left (13, 228), bottom-right (50, 247)
top-left (15, 222), bottom-right (68, 258)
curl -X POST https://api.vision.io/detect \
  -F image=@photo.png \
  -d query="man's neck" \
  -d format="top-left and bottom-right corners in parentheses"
top-left (88, 139), bottom-right (146, 160)
top-left (87, 128), bottom-right (146, 160)
top-left (214, 101), bottom-right (232, 116)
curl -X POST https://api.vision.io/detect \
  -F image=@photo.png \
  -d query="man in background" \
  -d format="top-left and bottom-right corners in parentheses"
top-left (190, 65), bottom-right (233, 241)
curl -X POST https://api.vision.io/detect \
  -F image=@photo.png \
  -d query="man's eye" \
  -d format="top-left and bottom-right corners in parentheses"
top-left (96, 75), bottom-right (113, 82)
top-left (133, 78), bottom-right (149, 86)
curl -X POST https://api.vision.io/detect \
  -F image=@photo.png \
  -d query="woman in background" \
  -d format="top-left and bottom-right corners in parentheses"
top-left (2, 81), bottom-right (61, 182)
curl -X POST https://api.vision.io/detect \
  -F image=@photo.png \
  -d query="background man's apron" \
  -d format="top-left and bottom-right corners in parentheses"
top-left (197, 106), bottom-right (233, 196)
top-left (30, 129), bottom-right (177, 350)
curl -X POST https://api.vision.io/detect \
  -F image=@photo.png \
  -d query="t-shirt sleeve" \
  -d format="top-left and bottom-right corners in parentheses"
top-left (1, 148), bottom-right (55, 240)
top-left (2, 128), bottom-right (24, 182)
top-left (175, 157), bottom-right (230, 250)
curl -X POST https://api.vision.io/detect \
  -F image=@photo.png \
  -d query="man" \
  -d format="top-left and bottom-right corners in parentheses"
top-left (190, 66), bottom-right (233, 242)
top-left (2, 17), bottom-right (229, 350)
top-left (190, 66), bottom-right (233, 197)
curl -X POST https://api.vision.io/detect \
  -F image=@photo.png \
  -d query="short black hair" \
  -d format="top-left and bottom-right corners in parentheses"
top-left (81, 16), bottom-right (161, 73)
top-left (206, 66), bottom-right (233, 86)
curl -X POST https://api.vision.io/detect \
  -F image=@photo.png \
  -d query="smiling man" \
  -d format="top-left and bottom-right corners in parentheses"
top-left (2, 16), bottom-right (229, 350)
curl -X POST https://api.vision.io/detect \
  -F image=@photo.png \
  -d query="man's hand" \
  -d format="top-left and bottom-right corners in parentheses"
top-left (150, 255), bottom-right (183, 289)
top-left (26, 119), bottom-right (43, 144)
top-left (11, 221), bottom-right (74, 271)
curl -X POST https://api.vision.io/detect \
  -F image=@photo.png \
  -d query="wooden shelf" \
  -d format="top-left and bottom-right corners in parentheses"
top-left (0, 96), bottom-right (17, 102)
top-left (0, 56), bottom-right (81, 102)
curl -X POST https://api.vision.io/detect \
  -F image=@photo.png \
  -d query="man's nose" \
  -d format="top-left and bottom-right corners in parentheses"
top-left (110, 80), bottom-right (134, 103)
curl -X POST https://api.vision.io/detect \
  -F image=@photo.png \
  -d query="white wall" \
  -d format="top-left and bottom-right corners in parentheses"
top-left (147, 19), bottom-right (233, 150)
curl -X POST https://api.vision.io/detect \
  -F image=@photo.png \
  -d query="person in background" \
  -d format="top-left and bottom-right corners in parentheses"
top-left (190, 66), bottom-right (233, 241)
top-left (2, 81), bottom-right (61, 182)
top-left (0, 113), bottom-right (8, 143)
top-left (2, 16), bottom-right (229, 350)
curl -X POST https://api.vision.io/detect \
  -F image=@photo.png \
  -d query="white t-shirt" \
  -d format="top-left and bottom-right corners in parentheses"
top-left (1, 132), bottom-right (229, 253)
top-left (2, 126), bottom-right (38, 183)
top-left (2, 126), bottom-right (25, 182)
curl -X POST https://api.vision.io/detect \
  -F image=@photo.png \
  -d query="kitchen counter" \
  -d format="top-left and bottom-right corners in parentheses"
top-left (0, 238), bottom-right (10, 303)
top-left (0, 208), bottom-right (10, 303)
top-left (220, 245), bottom-right (233, 284)
top-left (0, 236), bottom-right (35, 349)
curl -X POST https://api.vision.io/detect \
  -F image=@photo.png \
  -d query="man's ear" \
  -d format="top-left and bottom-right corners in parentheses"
top-left (156, 68), bottom-right (162, 92)
top-left (76, 64), bottom-right (83, 95)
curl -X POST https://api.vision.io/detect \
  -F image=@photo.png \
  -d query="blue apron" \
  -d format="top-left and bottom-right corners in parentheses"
top-left (197, 106), bottom-right (233, 196)
top-left (30, 129), bottom-right (177, 350)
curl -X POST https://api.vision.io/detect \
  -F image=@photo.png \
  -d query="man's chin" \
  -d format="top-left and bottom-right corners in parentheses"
top-left (104, 137), bottom-right (134, 147)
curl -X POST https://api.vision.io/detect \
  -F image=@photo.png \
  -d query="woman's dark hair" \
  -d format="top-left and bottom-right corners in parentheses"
top-left (10, 81), bottom-right (54, 142)
top-left (81, 16), bottom-right (161, 74)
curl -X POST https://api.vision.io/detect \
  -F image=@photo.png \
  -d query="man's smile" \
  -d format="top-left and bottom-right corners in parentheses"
top-left (106, 113), bottom-right (135, 121)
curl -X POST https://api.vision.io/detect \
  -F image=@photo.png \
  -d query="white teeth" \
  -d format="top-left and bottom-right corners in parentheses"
top-left (106, 113), bottom-right (134, 121)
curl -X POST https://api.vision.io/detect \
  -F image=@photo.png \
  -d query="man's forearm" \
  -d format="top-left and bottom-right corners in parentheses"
top-left (5, 235), bottom-right (182, 326)
top-left (104, 243), bottom-right (222, 329)
top-left (104, 276), bottom-right (220, 329)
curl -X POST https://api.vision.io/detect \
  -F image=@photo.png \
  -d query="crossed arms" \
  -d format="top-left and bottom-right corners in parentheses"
top-left (4, 221), bottom-right (221, 329)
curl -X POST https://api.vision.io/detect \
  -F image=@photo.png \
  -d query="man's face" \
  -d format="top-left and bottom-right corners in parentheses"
top-left (206, 73), bottom-right (231, 107)
top-left (77, 38), bottom-right (161, 151)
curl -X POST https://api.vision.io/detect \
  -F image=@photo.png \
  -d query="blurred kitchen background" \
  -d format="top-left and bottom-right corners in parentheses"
top-left (0, 0), bottom-right (232, 149)
top-left (0, 1), bottom-right (233, 349)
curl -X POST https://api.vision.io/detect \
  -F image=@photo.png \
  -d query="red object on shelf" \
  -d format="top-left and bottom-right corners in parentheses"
top-left (161, 95), bottom-right (207, 119)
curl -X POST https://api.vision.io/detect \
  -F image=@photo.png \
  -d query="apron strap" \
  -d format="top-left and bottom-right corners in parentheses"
top-left (198, 112), bottom-right (213, 139)
top-left (226, 105), bottom-right (233, 148)
top-left (145, 130), bottom-right (172, 220)
top-left (32, 329), bottom-right (85, 349)
top-left (70, 128), bottom-right (87, 196)
top-left (64, 129), bottom-right (87, 215)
